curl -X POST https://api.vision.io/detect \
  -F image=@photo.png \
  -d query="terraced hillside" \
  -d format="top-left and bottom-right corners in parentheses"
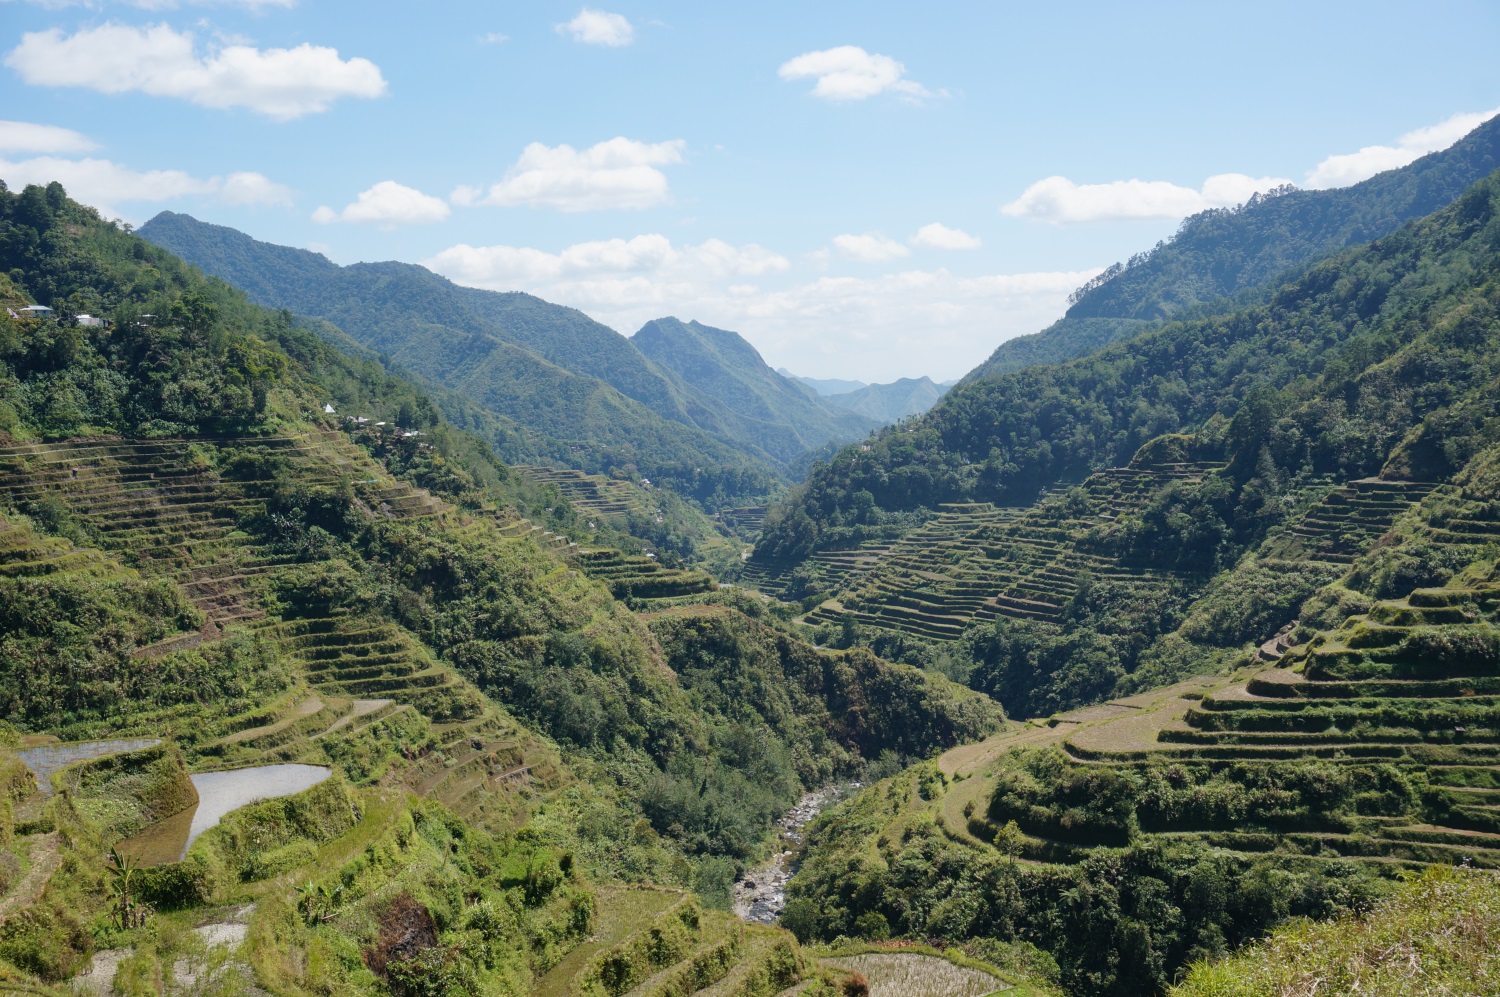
top-left (0, 432), bottom-right (829, 991)
top-left (781, 456), bottom-right (1500, 994)
top-left (794, 462), bottom-right (1219, 640)
top-left (513, 463), bottom-right (746, 575)
top-left (0, 429), bottom-right (577, 815)
top-left (0, 178), bottom-right (1009, 996)
top-left (572, 548), bottom-right (717, 602)
top-left (1263, 479), bottom-right (1439, 565)
top-left (716, 505), bottom-right (767, 540)
top-left (514, 465), bottom-right (654, 522)
top-left (0, 432), bottom-right (445, 633)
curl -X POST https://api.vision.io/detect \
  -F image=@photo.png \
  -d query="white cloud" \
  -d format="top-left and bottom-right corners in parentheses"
top-left (313, 180), bottom-right (449, 226)
top-left (912, 222), bottom-right (980, 250)
top-left (478, 32), bottom-right (509, 44)
top-left (216, 170), bottom-right (293, 206)
top-left (0, 120), bottom-right (97, 154)
top-left (1305, 106), bottom-right (1500, 188)
top-left (1002, 172), bottom-right (1292, 224)
top-left (424, 232), bottom-right (1093, 382)
top-left (778, 45), bottom-right (938, 102)
top-left (0, 155), bottom-right (290, 219)
top-left (426, 235), bottom-right (787, 287)
top-left (832, 232), bottom-right (910, 263)
top-left (453, 137), bottom-right (685, 212)
top-left (711, 267), bottom-right (1099, 381)
top-left (5, 23), bottom-right (387, 120)
top-left (1003, 105), bottom-right (1500, 225)
top-left (557, 8), bottom-right (633, 47)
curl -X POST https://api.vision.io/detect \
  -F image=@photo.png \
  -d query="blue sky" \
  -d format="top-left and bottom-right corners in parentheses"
top-left (3, 0), bottom-right (1498, 382)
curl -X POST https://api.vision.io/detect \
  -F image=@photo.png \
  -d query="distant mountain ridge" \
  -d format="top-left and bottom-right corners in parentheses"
top-left (778, 370), bottom-right (868, 396)
top-left (777, 369), bottom-right (953, 420)
top-left (823, 376), bottom-right (950, 422)
top-left (138, 213), bottom-right (879, 500)
top-left (965, 112), bottom-right (1500, 382)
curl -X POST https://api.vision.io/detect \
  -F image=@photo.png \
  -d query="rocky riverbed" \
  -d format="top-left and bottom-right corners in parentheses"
top-left (733, 783), bottom-right (857, 924)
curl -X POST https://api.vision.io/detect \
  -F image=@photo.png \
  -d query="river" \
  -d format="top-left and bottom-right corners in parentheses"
top-left (732, 782), bottom-right (858, 924)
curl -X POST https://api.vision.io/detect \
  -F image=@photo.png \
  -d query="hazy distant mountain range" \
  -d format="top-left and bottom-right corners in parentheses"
top-left (776, 368), bottom-right (954, 422)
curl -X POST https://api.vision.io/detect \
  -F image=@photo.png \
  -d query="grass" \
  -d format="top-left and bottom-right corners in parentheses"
top-left (1171, 866), bottom-right (1500, 997)
top-left (820, 953), bottom-right (1002, 997)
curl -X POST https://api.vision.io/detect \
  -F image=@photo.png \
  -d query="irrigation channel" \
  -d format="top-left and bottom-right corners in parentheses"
top-left (733, 783), bottom-right (857, 924)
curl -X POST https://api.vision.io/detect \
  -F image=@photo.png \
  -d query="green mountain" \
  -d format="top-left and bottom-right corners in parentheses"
top-left (821, 375), bottom-right (950, 423)
top-left (136, 214), bottom-right (885, 505)
top-left (631, 317), bottom-right (880, 459)
top-left (136, 211), bottom-right (782, 504)
top-left (759, 153), bottom-right (1500, 567)
top-left (776, 368), bottom-right (954, 421)
top-left (0, 181), bottom-right (1004, 993)
top-left (964, 112), bottom-right (1500, 383)
top-left (756, 167), bottom-right (1500, 706)
top-left (732, 156), bottom-right (1500, 997)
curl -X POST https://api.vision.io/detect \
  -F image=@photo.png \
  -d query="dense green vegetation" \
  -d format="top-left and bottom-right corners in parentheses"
top-left (137, 213), bottom-right (883, 507)
top-left (1170, 865), bottom-right (1500, 996)
top-left (632, 318), bottom-right (878, 460)
top-left (748, 158), bottom-right (1500, 737)
top-left (7, 112), bottom-right (1500, 997)
top-left (762, 167), bottom-right (1500, 563)
top-left (784, 534), bottom-right (1500, 994)
top-left (0, 181), bottom-right (1005, 994)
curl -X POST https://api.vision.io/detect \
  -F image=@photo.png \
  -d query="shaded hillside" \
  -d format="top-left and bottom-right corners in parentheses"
top-left (822, 376), bottom-right (950, 422)
top-left (966, 112), bottom-right (1500, 381)
top-left (0, 181), bottom-right (1004, 992)
top-left (632, 317), bottom-right (879, 458)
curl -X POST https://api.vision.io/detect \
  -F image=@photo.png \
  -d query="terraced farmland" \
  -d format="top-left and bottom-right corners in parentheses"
top-left (0, 433), bottom-right (447, 631)
top-left (513, 464), bottom-right (669, 527)
top-left (717, 504), bottom-right (767, 539)
top-left (1264, 478), bottom-right (1439, 564)
top-left (0, 432), bottom-right (588, 830)
top-left (802, 464), bottom-right (1216, 639)
top-left (792, 462), bottom-right (1448, 645)
top-left (571, 548), bottom-right (717, 601)
top-left (832, 556), bottom-right (1500, 884)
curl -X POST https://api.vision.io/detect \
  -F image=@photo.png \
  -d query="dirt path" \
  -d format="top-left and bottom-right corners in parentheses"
top-left (0, 831), bottom-right (61, 926)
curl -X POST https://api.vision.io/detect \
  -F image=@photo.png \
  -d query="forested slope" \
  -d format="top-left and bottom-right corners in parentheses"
top-left (633, 317), bottom-right (879, 459)
top-left (0, 180), bottom-right (1003, 994)
top-left (138, 214), bottom-right (882, 504)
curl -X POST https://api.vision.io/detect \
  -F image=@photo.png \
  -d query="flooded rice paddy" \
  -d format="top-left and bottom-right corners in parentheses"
top-left (16, 738), bottom-right (161, 794)
top-left (120, 763), bottom-right (332, 865)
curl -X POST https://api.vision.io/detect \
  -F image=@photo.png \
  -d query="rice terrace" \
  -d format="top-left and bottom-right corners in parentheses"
top-left (2, 3), bottom-right (1500, 995)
